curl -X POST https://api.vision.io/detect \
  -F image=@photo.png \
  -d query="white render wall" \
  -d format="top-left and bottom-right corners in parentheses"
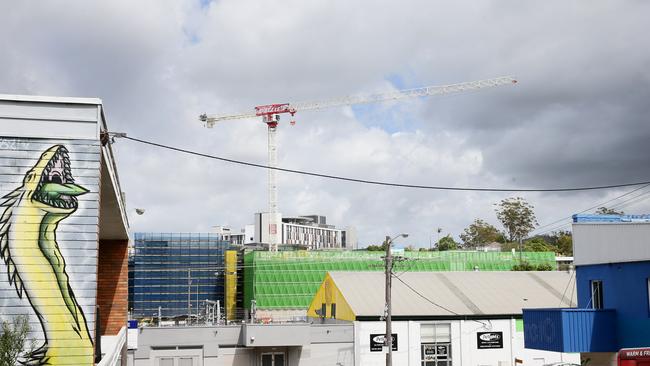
top-left (354, 319), bottom-right (579, 366)
top-left (0, 96), bottom-right (101, 140)
top-left (573, 222), bottom-right (650, 266)
top-left (354, 321), bottom-right (421, 366)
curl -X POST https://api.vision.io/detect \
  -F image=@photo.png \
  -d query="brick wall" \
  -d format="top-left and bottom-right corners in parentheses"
top-left (97, 239), bottom-right (129, 335)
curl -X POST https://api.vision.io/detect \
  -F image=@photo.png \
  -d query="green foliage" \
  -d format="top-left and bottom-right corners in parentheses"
top-left (501, 232), bottom-right (573, 256)
top-left (495, 197), bottom-right (538, 243)
top-left (0, 315), bottom-right (34, 365)
top-left (555, 232), bottom-right (573, 256)
top-left (436, 235), bottom-right (459, 251)
top-left (529, 231), bottom-right (573, 256)
top-left (460, 219), bottom-right (503, 248)
top-left (524, 237), bottom-right (552, 252)
top-left (365, 244), bottom-right (385, 251)
top-left (536, 263), bottom-right (554, 271)
top-left (595, 207), bottom-right (624, 215)
top-left (512, 261), bottom-right (554, 271)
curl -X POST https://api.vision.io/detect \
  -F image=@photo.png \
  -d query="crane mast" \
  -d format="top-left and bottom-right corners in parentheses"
top-left (200, 76), bottom-right (517, 251)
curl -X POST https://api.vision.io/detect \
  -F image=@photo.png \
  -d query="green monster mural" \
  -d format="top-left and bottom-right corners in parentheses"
top-left (0, 145), bottom-right (93, 365)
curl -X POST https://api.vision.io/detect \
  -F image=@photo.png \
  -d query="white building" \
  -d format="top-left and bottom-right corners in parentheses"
top-left (308, 271), bottom-right (581, 366)
top-left (254, 213), bottom-right (357, 250)
top-left (214, 225), bottom-right (255, 245)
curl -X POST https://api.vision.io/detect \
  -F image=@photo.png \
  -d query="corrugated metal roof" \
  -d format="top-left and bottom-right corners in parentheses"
top-left (328, 271), bottom-right (576, 317)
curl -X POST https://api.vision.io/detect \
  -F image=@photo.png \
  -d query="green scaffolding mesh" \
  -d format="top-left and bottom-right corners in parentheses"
top-left (244, 250), bottom-right (556, 310)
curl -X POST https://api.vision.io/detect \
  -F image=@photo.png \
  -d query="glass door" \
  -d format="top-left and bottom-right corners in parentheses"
top-left (261, 352), bottom-right (285, 366)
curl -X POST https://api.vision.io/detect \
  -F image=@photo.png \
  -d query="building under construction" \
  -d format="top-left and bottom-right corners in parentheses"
top-left (241, 250), bottom-right (557, 321)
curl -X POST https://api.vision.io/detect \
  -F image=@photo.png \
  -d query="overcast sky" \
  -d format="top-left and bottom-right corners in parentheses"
top-left (2, 1), bottom-right (649, 247)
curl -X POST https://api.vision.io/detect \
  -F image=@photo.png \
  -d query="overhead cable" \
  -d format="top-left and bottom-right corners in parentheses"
top-left (531, 183), bottom-right (650, 235)
top-left (118, 134), bottom-right (650, 193)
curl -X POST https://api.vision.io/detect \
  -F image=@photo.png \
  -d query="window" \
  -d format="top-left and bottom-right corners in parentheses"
top-left (262, 352), bottom-right (285, 366)
top-left (331, 303), bottom-right (336, 318)
top-left (158, 358), bottom-right (174, 366)
top-left (179, 358), bottom-right (193, 366)
top-left (591, 280), bottom-right (603, 309)
top-left (420, 323), bottom-right (452, 366)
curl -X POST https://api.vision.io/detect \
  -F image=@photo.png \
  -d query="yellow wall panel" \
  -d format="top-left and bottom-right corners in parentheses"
top-left (307, 273), bottom-right (356, 322)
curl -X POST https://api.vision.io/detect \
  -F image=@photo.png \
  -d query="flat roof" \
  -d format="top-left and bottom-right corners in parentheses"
top-left (0, 93), bottom-right (102, 105)
top-left (573, 214), bottom-right (650, 223)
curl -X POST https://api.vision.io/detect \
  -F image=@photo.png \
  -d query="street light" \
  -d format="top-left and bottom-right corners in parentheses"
top-left (384, 233), bottom-right (408, 366)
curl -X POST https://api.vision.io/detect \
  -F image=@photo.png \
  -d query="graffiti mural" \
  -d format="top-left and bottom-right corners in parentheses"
top-left (0, 145), bottom-right (93, 365)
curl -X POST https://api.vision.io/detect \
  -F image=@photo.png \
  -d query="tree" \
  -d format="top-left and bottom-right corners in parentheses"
top-left (495, 197), bottom-right (538, 243)
top-left (460, 219), bottom-right (502, 247)
top-left (512, 261), bottom-right (554, 271)
top-left (595, 207), bottom-right (624, 215)
top-left (531, 231), bottom-right (573, 256)
top-left (365, 244), bottom-right (385, 251)
top-left (436, 235), bottom-right (458, 251)
top-left (523, 237), bottom-right (552, 252)
top-left (555, 232), bottom-right (573, 256)
top-left (0, 315), bottom-right (35, 365)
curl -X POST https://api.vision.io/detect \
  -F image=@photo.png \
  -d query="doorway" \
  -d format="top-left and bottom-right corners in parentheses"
top-left (261, 352), bottom-right (286, 366)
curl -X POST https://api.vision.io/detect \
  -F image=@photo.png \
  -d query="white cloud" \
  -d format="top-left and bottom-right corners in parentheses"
top-left (1, 0), bottom-right (650, 246)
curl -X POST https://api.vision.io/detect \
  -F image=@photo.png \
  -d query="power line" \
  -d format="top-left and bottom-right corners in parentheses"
top-left (534, 187), bottom-right (650, 238)
top-left (118, 134), bottom-right (650, 193)
top-left (609, 189), bottom-right (650, 211)
top-left (392, 274), bottom-right (489, 327)
top-left (531, 183), bottom-right (650, 236)
top-left (558, 270), bottom-right (576, 307)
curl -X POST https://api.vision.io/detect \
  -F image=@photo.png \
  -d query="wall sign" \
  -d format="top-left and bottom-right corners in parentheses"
top-left (422, 344), bottom-right (450, 361)
top-left (370, 333), bottom-right (398, 352)
top-left (477, 332), bottom-right (503, 349)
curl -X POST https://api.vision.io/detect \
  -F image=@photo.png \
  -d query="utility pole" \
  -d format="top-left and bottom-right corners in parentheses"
top-left (384, 236), bottom-right (393, 366)
top-left (382, 233), bottom-right (407, 366)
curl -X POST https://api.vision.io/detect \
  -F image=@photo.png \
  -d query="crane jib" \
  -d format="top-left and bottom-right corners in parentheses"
top-left (255, 103), bottom-right (295, 116)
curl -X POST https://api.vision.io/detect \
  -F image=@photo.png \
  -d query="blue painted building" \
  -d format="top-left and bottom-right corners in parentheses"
top-left (129, 232), bottom-right (230, 318)
top-left (524, 214), bottom-right (650, 364)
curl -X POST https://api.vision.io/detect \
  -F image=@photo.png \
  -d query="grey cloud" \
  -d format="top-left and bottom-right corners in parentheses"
top-left (1, 0), bottom-right (649, 246)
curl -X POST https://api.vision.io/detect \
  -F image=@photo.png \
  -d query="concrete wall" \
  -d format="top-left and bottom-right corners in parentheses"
top-left (354, 319), bottom-right (579, 366)
top-left (459, 318), bottom-right (579, 366)
top-left (573, 222), bottom-right (650, 266)
top-left (130, 323), bottom-right (354, 366)
top-left (0, 96), bottom-right (101, 140)
top-left (354, 321), bottom-right (421, 366)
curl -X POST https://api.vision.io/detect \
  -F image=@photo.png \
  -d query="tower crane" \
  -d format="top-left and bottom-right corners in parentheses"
top-left (200, 76), bottom-right (517, 251)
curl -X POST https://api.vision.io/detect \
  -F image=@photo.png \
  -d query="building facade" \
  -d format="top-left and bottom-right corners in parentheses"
top-left (127, 323), bottom-right (354, 366)
top-left (244, 250), bottom-right (558, 322)
top-left (254, 212), bottom-right (357, 250)
top-left (129, 233), bottom-right (230, 319)
top-left (0, 94), bottom-right (130, 365)
top-left (307, 271), bottom-right (579, 366)
top-left (523, 214), bottom-right (650, 365)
